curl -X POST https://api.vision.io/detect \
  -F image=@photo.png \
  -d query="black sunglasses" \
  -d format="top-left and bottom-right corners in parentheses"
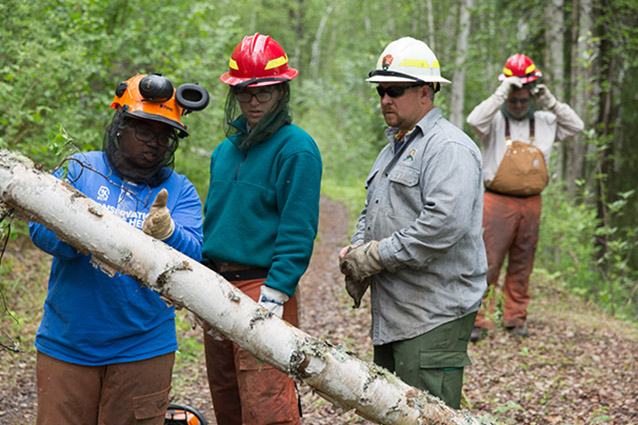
top-left (376, 84), bottom-right (424, 98)
top-left (507, 98), bottom-right (530, 105)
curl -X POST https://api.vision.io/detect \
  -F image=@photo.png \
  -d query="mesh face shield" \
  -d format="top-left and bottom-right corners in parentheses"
top-left (103, 110), bottom-right (179, 186)
top-left (223, 82), bottom-right (292, 151)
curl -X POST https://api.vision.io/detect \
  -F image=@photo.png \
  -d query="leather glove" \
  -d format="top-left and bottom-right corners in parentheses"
top-left (142, 189), bottom-right (175, 240)
top-left (338, 245), bottom-right (355, 263)
top-left (340, 240), bottom-right (385, 282)
top-left (531, 84), bottom-right (557, 109)
top-left (495, 76), bottom-right (523, 99)
top-left (345, 275), bottom-right (371, 308)
top-left (258, 285), bottom-right (289, 318)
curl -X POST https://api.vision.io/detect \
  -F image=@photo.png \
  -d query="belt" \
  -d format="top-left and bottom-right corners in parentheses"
top-left (484, 186), bottom-right (538, 198)
top-left (204, 260), bottom-right (269, 281)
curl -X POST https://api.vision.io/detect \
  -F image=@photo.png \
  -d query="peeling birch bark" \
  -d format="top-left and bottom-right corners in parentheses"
top-left (0, 150), bottom-right (490, 425)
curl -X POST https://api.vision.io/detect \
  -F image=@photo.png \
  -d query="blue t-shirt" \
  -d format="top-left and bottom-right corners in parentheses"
top-left (29, 152), bottom-right (203, 365)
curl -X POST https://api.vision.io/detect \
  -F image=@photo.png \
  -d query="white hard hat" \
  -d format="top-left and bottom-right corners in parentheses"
top-left (366, 37), bottom-right (451, 89)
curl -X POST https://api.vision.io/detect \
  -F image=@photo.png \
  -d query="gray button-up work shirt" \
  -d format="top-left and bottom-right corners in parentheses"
top-left (352, 107), bottom-right (487, 345)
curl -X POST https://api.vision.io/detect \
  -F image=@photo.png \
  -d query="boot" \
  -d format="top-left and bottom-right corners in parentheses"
top-left (506, 325), bottom-right (529, 337)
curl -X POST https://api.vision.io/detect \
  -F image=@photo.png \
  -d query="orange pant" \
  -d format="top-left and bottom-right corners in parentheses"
top-left (475, 191), bottom-right (542, 329)
top-left (203, 278), bottom-right (300, 425)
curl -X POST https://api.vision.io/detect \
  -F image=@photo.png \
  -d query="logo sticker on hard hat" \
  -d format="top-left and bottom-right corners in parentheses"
top-left (382, 55), bottom-right (394, 71)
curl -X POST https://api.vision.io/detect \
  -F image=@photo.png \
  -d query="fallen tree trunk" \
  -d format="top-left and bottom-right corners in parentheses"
top-left (0, 150), bottom-right (489, 425)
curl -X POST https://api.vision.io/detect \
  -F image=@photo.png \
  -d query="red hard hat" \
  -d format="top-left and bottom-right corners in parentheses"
top-left (220, 33), bottom-right (299, 88)
top-left (498, 54), bottom-right (542, 84)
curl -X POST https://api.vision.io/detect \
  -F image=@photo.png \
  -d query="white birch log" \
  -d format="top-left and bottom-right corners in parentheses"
top-left (0, 149), bottom-right (490, 425)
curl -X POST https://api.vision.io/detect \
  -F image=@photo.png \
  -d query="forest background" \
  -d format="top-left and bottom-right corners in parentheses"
top-left (1, 0), bottom-right (637, 326)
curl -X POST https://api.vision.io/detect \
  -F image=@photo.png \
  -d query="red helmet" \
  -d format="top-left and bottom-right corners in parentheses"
top-left (220, 33), bottom-right (299, 88)
top-left (498, 54), bottom-right (542, 84)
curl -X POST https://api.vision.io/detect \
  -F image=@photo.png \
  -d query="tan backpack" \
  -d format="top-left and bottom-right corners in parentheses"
top-left (487, 117), bottom-right (548, 196)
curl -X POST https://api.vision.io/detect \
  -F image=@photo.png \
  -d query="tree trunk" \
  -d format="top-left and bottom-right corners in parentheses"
top-left (291, 0), bottom-right (305, 75)
top-left (545, 0), bottom-right (566, 180)
top-left (566, 0), bottom-right (593, 194)
top-left (309, 1), bottom-right (336, 79)
top-left (449, 0), bottom-right (472, 128)
top-left (0, 150), bottom-right (489, 425)
top-left (545, 0), bottom-right (565, 95)
top-left (592, 2), bottom-right (616, 300)
top-left (426, 0), bottom-right (436, 51)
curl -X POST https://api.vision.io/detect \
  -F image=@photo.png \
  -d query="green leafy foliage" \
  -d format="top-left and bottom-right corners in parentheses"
top-left (2, 3), bottom-right (638, 422)
top-left (1, 0), bottom-right (637, 325)
top-left (537, 181), bottom-right (599, 295)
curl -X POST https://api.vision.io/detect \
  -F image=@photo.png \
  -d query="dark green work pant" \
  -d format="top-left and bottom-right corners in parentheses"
top-left (373, 312), bottom-right (477, 409)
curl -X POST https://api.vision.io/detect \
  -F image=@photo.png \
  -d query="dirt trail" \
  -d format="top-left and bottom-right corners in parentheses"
top-left (170, 195), bottom-right (374, 424)
top-left (182, 195), bottom-right (638, 424)
top-left (1, 195), bottom-right (637, 424)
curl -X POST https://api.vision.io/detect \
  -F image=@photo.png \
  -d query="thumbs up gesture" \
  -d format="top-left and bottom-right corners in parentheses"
top-left (142, 189), bottom-right (175, 240)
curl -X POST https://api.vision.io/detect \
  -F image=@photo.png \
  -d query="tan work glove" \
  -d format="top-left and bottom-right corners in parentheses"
top-left (345, 275), bottom-right (371, 309)
top-left (531, 84), bottom-right (557, 109)
top-left (495, 76), bottom-right (523, 99)
top-left (142, 189), bottom-right (175, 240)
top-left (340, 240), bottom-right (385, 282)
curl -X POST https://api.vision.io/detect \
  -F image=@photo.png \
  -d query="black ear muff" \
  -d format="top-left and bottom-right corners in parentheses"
top-left (139, 74), bottom-right (174, 102)
top-left (176, 84), bottom-right (210, 112)
top-left (115, 81), bottom-right (128, 97)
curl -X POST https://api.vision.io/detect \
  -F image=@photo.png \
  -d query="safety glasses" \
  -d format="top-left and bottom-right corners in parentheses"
top-left (376, 84), bottom-right (423, 98)
top-left (130, 126), bottom-right (177, 148)
top-left (507, 98), bottom-right (530, 105)
top-left (235, 89), bottom-right (274, 103)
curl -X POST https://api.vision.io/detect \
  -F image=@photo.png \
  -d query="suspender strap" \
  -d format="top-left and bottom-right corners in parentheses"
top-left (504, 117), bottom-right (535, 142)
top-left (529, 117), bottom-right (535, 141)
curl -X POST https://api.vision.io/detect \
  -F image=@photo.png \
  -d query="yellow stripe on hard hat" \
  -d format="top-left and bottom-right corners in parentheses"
top-left (265, 55), bottom-right (288, 70)
top-left (399, 59), bottom-right (440, 69)
top-left (525, 64), bottom-right (536, 74)
top-left (229, 58), bottom-right (239, 70)
top-left (504, 68), bottom-right (513, 76)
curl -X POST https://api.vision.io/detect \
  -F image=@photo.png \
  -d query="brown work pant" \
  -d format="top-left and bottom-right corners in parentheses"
top-left (203, 277), bottom-right (300, 425)
top-left (36, 351), bottom-right (174, 425)
top-left (475, 191), bottom-right (542, 329)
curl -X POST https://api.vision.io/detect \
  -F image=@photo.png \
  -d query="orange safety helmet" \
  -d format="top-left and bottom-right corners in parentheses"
top-left (220, 33), bottom-right (299, 88)
top-left (111, 74), bottom-right (209, 138)
top-left (498, 54), bottom-right (542, 84)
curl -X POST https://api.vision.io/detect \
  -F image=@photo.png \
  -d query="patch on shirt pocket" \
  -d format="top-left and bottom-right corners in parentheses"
top-left (388, 166), bottom-right (419, 187)
top-left (133, 385), bottom-right (171, 420)
top-left (419, 350), bottom-right (471, 369)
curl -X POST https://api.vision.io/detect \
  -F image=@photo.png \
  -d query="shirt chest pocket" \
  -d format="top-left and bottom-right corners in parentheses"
top-left (388, 166), bottom-right (420, 187)
top-left (387, 166), bottom-right (422, 216)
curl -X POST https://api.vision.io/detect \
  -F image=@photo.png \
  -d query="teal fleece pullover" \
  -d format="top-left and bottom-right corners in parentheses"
top-left (202, 122), bottom-right (322, 297)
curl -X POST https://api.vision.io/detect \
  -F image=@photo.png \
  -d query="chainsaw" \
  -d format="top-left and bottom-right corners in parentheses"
top-left (164, 403), bottom-right (208, 425)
